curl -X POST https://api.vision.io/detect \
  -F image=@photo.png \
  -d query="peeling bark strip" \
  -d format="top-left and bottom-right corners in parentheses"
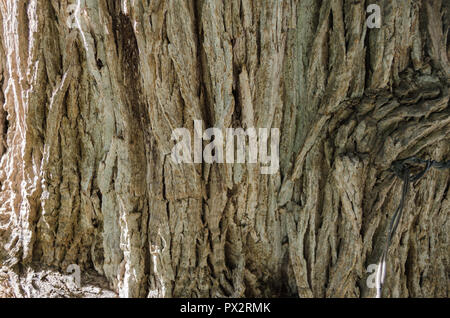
top-left (0, 0), bottom-right (449, 298)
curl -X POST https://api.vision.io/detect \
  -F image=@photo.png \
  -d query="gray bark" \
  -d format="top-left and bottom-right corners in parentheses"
top-left (0, 0), bottom-right (449, 298)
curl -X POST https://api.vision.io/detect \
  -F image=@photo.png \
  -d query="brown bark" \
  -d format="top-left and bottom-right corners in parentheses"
top-left (0, 0), bottom-right (449, 298)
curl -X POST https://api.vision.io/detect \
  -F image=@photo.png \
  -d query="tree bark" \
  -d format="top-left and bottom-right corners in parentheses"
top-left (0, 0), bottom-right (449, 298)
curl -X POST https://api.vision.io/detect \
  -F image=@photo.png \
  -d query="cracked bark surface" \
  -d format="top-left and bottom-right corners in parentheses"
top-left (0, 0), bottom-right (449, 298)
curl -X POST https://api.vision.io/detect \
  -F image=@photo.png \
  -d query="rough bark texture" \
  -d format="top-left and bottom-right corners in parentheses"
top-left (0, 0), bottom-right (449, 298)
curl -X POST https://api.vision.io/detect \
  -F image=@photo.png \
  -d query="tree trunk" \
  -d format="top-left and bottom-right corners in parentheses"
top-left (0, 0), bottom-right (449, 298)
